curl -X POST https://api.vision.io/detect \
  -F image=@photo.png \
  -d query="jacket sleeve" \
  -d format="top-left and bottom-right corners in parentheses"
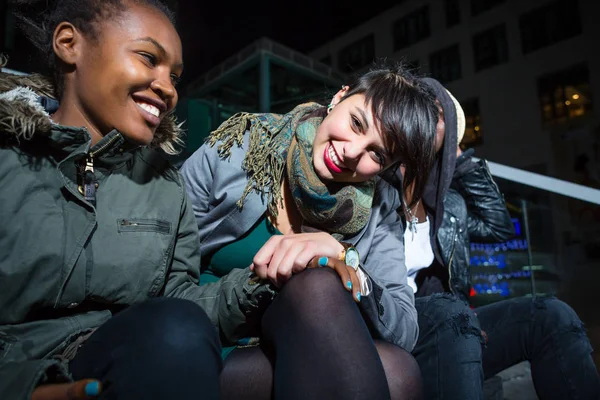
top-left (162, 175), bottom-right (276, 346)
top-left (0, 360), bottom-right (70, 400)
top-left (451, 155), bottom-right (515, 243)
top-left (358, 184), bottom-right (419, 351)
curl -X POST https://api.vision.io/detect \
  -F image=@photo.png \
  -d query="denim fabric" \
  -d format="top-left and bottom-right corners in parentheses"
top-left (413, 294), bottom-right (484, 400)
top-left (478, 296), bottom-right (600, 399)
top-left (414, 295), bottom-right (600, 400)
top-left (70, 298), bottom-right (223, 400)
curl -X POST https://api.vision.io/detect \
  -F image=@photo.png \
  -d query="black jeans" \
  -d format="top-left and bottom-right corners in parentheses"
top-left (70, 297), bottom-right (223, 400)
top-left (413, 294), bottom-right (484, 400)
top-left (413, 294), bottom-right (600, 400)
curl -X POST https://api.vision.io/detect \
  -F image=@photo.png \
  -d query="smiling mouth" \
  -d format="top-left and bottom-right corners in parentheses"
top-left (135, 101), bottom-right (161, 118)
top-left (324, 142), bottom-right (347, 173)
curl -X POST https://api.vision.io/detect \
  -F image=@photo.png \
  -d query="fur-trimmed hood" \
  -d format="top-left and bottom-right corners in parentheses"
top-left (0, 71), bottom-right (183, 154)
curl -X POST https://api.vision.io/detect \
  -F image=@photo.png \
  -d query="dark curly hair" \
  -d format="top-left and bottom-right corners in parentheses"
top-left (11, 0), bottom-right (176, 98)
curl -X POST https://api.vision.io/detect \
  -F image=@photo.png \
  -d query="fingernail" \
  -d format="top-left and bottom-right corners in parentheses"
top-left (318, 257), bottom-right (328, 267)
top-left (356, 292), bottom-right (361, 302)
top-left (85, 381), bottom-right (100, 397)
top-left (346, 280), bottom-right (352, 289)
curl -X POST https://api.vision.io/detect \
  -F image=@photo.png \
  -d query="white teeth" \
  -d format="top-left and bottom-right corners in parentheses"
top-left (136, 102), bottom-right (160, 118)
top-left (328, 144), bottom-right (343, 169)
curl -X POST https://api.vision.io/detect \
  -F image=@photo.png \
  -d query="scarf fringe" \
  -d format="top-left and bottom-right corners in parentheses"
top-left (208, 112), bottom-right (285, 215)
top-left (207, 103), bottom-right (374, 238)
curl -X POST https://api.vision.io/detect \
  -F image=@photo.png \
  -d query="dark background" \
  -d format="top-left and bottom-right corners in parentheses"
top-left (1, 0), bottom-right (400, 85)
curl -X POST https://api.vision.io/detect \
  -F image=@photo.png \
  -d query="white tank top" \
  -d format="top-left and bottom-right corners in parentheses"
top-left (404, 217), bottom-right (434, 293)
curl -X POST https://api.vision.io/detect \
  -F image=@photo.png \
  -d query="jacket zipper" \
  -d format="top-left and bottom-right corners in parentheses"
top-left (447, 226), bottom-right (457, 294)
top-left (118, 219), bottom-right (171, 234)
top-left (119, 219), bottom-right (168, 229)
top-left (81, 155), bottom-right (96, 205)
top-left (78, 135), bottom-right (120, 205)
top-left (448, 246), bottom-right (455, 294)
top-left (89, 134), bottom-right (120, 158)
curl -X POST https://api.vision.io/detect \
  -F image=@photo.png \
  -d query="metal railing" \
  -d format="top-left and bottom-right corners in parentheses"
top-left (480, 158), bottom-right (600, 205)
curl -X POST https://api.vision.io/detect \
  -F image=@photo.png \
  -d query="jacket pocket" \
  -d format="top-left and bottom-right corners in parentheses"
top-left (117, 218), bottom-right (171, 234)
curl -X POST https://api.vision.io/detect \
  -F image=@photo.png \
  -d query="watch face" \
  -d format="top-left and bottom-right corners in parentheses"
top-left (345, 247), bottom-right (360, 270)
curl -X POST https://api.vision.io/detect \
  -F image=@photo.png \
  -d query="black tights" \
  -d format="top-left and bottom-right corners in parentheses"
top-left (220, 268), bottom-right (422, 400)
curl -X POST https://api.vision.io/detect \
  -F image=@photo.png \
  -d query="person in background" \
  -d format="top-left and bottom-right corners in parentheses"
top-left (402, 77), bottom-right (600, 399)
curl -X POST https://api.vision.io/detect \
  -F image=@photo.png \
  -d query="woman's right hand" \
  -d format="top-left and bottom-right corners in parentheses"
top-left (32, 379), bottom-right (101, 400)
top-left (308, 256), bottom-right (362, 303)
top-left (251, 232), bottom-right (345, 287)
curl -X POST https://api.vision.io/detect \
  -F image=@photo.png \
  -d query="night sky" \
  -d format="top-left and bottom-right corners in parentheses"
top-left (176, 0), bottom-right (399, 86)
top-left (3, 0), bottom-right (399, 85)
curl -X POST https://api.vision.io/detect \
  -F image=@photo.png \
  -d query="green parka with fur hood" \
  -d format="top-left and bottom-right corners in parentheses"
top-left (0, 72), bottom-right (274, 399)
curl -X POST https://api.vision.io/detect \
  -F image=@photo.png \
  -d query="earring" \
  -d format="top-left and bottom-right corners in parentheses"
top-left (327, 103), bottom-right (334, 114)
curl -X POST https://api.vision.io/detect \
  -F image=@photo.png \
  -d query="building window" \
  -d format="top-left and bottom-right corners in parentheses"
top-left (392, 6), bottom-right (430, 51)
top-left (338, 34), bottom-right (375, 73)
top-left (472, 24), bottom-right (508, 71)
top-left (445, 0), bottom-right (461, 28)
top-left (470, 0), bottom-right (506, 16)
top-left (461, 98), bottom-right (483, 147)
top-left (429, 44), bottom-right (461, 84)
top-left (537, 63), bottom-right (592, 124)
top-left (519, 0), bottom-right (582, 54)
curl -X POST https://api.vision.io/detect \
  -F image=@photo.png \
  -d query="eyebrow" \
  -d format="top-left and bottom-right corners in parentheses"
top-left (135, 37), bottom-right (184, 70)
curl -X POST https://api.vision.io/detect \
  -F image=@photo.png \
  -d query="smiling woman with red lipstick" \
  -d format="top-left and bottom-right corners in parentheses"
top-left (0, 1), bottom-right (277, 399)
top-left (313, 87), bottom-right (395, 183)
top-left (181, 64), bottom-right (439, 400)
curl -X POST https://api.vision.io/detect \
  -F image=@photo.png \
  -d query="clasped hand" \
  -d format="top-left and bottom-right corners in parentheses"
top-left (250, 232), bottom-right (362, 302)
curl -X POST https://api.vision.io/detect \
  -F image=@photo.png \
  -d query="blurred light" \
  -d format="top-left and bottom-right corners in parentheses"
top-left (511, 218), bottom-right (521, 236)
top-left (521, 265), bottom-right (544, 271)
top-left (474, 125), bottom-right (480, 131)
top-left (572, 94), bottom-right (580, 100)
top-left (565, 100), bottom-right (571, 105)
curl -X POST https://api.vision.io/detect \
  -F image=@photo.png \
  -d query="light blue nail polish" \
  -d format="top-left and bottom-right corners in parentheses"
top-left (318, 257), bottom-right (328, 267)
top-left (346, 280), bottom-right (352, 289)
top-left (85, 381), bottom-right (100, 397)
top-left (356, 292), bottom-right (361, 302)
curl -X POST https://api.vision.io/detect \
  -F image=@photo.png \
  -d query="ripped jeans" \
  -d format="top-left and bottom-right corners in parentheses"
top-left (412, 294), bottom-right (600, 400)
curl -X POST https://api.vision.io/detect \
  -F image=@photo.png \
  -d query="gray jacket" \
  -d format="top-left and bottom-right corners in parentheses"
top-left (180, 131), bottom-right (419, 351)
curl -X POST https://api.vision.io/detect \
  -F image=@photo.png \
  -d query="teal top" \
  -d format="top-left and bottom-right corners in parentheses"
top-left (200, 215), bottom-right (281, 284)
top-left (200, 215), bottom-right (281, 358)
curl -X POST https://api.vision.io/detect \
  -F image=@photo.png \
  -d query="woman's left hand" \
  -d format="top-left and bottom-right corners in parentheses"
top-left (32, 379), bottom-right (102, 400)
top-left (251, 232), bottom-right (344, 287)
top-left (308, 256), bottom-right (362, 302)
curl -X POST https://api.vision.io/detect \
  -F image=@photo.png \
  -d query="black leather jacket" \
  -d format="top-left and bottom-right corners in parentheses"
top-left (434, 157), bottom-right (516, 302)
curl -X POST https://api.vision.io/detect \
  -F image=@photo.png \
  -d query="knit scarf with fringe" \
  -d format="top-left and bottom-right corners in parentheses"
top-left (207, 102), bottom-right (374, 238)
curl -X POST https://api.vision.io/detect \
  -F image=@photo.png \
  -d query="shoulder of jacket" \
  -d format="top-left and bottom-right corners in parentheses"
top-left (134, 147), bottom-right (183, 187)
top-left (443, 189), bottom-right (467, 218)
